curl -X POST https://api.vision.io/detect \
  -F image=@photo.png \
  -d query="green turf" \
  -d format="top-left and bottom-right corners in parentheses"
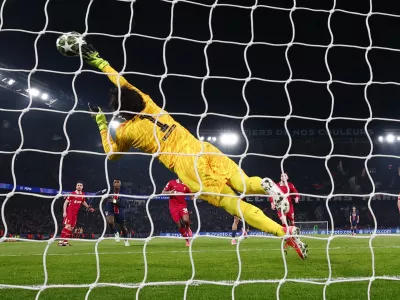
top-left (1, 235), bottom-right (400, 299)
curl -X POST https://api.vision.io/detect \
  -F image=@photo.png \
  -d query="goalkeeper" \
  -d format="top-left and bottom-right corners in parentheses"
top-left (61, 36), bottom-right (307, 259)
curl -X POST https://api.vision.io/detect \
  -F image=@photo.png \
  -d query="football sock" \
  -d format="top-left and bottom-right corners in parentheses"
top-left (218, 185), bottom-right (285, 237)
top-left (60, 228), bottom-right (67, 238)
top-left (246, 176), bottom-right (267, 194)
top-left (179, 227), bottom-right (187, 237)
top-left (228, 172), bottom-right (267, 195)
top-left (62, 228), bottom-right (72, 243)
top-left (232, 230), bottom-right (237, 238)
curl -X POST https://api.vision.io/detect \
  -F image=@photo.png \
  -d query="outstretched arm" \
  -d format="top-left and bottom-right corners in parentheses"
top-left (81, 44), bottom-right (145, 96)
top-left (100, 127), bottom-right (129, 160)
top-left (87, 106), bottom-right (130, 160)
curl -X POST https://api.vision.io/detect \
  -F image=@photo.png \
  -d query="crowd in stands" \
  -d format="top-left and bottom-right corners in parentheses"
top-left (1, 190), bottom-right (399, 239)
top-left (1, 120), bottom-right (400, 238)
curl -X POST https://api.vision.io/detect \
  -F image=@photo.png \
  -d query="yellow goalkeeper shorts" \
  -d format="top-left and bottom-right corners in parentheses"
top-left (173, 141), bottom-right (240, 206)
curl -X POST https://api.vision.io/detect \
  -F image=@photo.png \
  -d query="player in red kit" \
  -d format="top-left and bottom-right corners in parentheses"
top-left (270, 173), bottom-right (300, 226)
top-left (59, 181), bottom-right (94, 246)
top-left (162, 179), bottom-right (193, 246)
top-left (270, 173), bottom-right (300, 253)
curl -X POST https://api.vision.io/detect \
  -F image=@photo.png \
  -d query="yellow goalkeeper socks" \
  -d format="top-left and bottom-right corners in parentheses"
top-left (218, 185), bottom-right (285, 237)
top-left (228, 172), bottom-right (267, 194)
top-left (245, 176), bottom-right (266, 194)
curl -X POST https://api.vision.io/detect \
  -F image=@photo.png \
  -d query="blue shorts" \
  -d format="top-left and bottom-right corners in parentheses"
top-left (105, 211), bottom-right (125, 224)
top-left (351, 221), bottom-right (357, 227)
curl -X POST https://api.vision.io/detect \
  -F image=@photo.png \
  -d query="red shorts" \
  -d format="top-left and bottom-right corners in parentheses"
top-left (277, 204), bottom-right (295, 222)
top-left (169, 206), bottom-right (189, 223)
top-left (63, 214), bottom-right (78, 228)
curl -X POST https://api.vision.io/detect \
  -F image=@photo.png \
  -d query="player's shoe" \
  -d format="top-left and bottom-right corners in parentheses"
top-left (261, 178), bottom-right (288, 214)
top-left (283, 226), bottom-right (308, 260)
top-left (114, 232), bottom-right (120, 243)
top-left (124, 240), bottom-right (130, 247)
top-left (231, 239), bottom-right (237, 245)
top-left (283, 241), bottom-right (289, 255)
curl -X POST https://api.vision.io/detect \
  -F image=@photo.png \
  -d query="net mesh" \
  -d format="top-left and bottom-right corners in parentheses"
top-left (1, 0), bottom-right (400, 299)
top-left (296, 221), bottom-right (328, 233)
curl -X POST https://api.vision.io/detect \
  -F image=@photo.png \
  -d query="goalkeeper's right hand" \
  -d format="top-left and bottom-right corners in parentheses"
top-left (80, 44), bottom-right (110, 70)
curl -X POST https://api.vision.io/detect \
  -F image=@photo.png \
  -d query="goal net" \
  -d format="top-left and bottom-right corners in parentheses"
top-left (296, 221), bottom-right (328, 234)
top-left (1, 0), bottom-right (400, 299)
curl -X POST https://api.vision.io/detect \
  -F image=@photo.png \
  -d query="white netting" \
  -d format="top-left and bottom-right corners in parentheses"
top-left (2, 0), bottom-right (400, 299)
top-left (296, 221), bottom-right (329, 233)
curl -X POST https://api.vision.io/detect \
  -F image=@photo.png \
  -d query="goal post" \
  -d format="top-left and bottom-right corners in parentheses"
top-left (295, 221), bottom-right (329, 234)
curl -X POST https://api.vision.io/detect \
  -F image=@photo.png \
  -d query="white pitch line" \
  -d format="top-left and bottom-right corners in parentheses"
top-left (0, 245), bottom-right (399, 257)
top-left (2, 276), bottom-right (400, 290)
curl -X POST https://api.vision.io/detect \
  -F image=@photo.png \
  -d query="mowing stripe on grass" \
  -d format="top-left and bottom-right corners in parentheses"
top-left (0, 245), bottom-right (399, 257)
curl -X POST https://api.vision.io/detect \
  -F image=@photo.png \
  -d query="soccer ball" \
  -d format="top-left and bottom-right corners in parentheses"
top-left (56, 32), bottom-right (86, 57)
top-left (280, 198), bottom-right (290, 214)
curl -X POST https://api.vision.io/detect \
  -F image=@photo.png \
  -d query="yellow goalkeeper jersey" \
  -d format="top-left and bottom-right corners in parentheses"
top-left (99, 65), bottom-right (198, 169)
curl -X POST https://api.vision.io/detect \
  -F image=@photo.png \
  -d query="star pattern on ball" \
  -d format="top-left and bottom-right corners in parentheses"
top-left (75, 36), bottom-right (86, 47)
top-left (61, 42), bottom-right (74, 54)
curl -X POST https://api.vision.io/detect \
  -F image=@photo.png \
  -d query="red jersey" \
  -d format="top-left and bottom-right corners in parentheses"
top-left (269, 181), bottom-right (299, 205)
top-left (66, 191), bottom-right (86, 215)
top-left (164, 179), bottom-right (191, 207)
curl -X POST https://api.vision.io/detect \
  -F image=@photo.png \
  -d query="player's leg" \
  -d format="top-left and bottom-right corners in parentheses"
top-left (200, 142), bottom-right (286, 211)
top-left (283, 207), bottom-right (296, 253)
top-left (59, 224), bottom-right (71, 246)
top-left (175, 156), bottom-right (284, 236)
top-left (115, 214), bottom-right (130, 246)
top-left (287, 206), bottom-right (295, 226)
top-left (170, 207), bottom-right (188, 245)
top-left (180, 208), bottom-right (192, 236)
top-left (180, 208), bottom-right (191, 247)
top-left (60, 215), bottom-right (75, 246)
top-left (217, 185), bottom-right (307, 258)
top-left (227, 171), bottom-right (288, 213)
top-left (231, 216), bottom-right (240, 245)
top-left (106, 214), bottom-right (119, 242)
top-left (174, 144), bottom-right (307, 258)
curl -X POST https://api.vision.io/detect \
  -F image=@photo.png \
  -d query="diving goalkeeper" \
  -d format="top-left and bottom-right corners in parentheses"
top-left (59, 35), bottom-right (307, 259)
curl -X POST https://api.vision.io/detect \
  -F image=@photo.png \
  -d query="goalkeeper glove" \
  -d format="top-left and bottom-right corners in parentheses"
top-left (88, 103), bottom-right (107, 131)
top-left (80, 44), bottom-right (109, 70)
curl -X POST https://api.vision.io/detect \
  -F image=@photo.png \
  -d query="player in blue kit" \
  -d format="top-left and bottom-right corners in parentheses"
top-left (350, 206), bottom-right (359, 236)
top-left (95, 180), bottom-right (130, 246)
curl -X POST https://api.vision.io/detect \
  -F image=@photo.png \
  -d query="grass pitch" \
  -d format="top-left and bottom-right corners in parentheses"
top-left (1, 235), bottom-right (400, 300)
